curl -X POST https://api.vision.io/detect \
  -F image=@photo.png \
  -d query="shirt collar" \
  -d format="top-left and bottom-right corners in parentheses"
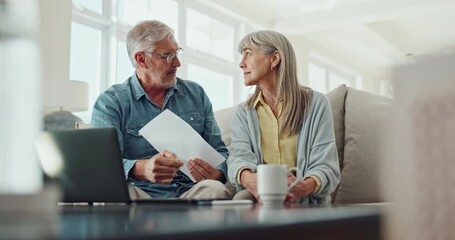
top-left (253, 90), bottom-right (283, 116)
top-left (131, 73), bottom-right (180, 100)
top-left (253, 91), bottom-right (266, 108)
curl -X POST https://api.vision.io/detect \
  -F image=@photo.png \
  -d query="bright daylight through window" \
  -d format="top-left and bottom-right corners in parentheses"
top-left (70, 0), bottom-right (246, 123)
top-left (70, 0), bottom-right (364, 123)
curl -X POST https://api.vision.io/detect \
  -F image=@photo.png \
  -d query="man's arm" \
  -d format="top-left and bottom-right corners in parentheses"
top-left (91, 91), bottom-right (142, 179)
top-left (188, 85), bottom-right (228, 182)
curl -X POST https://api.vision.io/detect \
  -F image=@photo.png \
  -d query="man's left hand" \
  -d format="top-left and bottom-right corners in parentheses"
top-left (187, 158), bottom-right (222, 182)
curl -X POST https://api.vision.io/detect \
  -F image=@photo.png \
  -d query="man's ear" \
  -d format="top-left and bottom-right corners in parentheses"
top-left (270, 51), bottom-right (281, 69)
top-left (135, 52), bottom-right (147, 69)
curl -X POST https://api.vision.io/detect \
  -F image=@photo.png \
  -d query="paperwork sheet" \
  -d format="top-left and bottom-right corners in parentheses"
top-left (139, 110), bottom-right (225, 182)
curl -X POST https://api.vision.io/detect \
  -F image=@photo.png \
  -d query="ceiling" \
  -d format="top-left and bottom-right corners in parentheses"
top-left (201, 0), bottom-right (455, 69)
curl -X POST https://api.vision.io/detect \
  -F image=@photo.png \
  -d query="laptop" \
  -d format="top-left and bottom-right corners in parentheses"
top-left (35, 128), bottom-right (252, 206)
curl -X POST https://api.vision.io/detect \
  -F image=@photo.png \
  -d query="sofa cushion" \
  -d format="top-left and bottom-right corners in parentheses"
top-left (214, 105), bottom-right (237, 150)
top-left (334, 87), bottom-right (392, 204)
top-left (325, 84), bottom-right (347, 202)
top-left (325, 84), bottom-right (347, 173)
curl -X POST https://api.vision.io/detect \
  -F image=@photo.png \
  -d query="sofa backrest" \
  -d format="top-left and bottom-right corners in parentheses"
top-left (215, 85), bottom-right (392, 204)
top-left (81, 85), bottom-right (391, 204)
top-left (327, 85), bottom-right (392, 204)
top-left (213, 105), bottom-right (237, 151)
top-left (325, 85), bottom-right (347, 179)
top-left (325, 85), bottom-right (347, 202)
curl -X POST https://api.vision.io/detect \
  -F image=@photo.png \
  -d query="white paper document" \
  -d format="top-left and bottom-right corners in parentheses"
top-left (138, 109), bottom-right (225, 182)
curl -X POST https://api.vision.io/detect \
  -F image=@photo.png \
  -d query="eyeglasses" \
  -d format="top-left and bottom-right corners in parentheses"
top-left (143, 48), bottom-right (183, 63)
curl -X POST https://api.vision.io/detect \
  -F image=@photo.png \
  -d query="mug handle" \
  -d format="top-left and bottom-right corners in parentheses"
top-left (287, 167), bottom-right (302, 190)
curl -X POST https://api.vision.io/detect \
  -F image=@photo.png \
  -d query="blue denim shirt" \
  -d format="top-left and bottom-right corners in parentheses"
top-left (91, 74), bottom-right (228, 198)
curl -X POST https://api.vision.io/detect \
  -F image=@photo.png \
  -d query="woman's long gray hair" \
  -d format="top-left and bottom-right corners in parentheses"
top-left (238, 30), bottom-right (311, 135)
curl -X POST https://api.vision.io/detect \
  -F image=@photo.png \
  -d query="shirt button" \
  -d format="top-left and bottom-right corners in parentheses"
top-left (190, 117), bottom-right (193, 121)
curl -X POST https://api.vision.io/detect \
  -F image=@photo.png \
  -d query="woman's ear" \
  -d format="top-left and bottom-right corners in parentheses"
top-left (270, 51), bottom-right (281, 70)
top-left (135, 52), bottom-right (147, 69)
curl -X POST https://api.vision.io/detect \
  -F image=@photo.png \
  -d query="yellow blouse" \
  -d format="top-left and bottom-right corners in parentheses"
top-left (254, 93), bottom-right (298, 168)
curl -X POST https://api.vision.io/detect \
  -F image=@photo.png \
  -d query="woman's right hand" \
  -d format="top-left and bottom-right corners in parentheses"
top-left (240, 169), bottom-right (260, 202)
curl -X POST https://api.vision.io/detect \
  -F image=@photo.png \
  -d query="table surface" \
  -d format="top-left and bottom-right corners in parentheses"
top-left (1, 203), bottom-right (382, 240)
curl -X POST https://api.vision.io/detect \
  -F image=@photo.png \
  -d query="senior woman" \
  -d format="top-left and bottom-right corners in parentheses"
top-left (227, 30), bottom-right (340, 204)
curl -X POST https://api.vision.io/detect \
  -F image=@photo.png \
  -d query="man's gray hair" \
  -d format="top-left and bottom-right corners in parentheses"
top-left (126, 20), bottom-right (175, 68)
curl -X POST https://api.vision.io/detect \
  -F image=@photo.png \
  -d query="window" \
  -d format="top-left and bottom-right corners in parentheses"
top-left (186, 8), bottom-right (234, 62)
top-left (70, 0), bottom-right (251, 122)
top-left (117, 0), bottom-right (179, 39)
top-left (72, 0), bottom-right (102, 14)
top-left (187, 64), bottom-right (233, 110)
top-left (308, 63), bottom-right (327, 93)
top-left (116, 40), bottom-right (134, 83)
top-left (308, 55), bottom-right (360, 93)
top-left (184, 4), bottom-right (238, 111)
top-left (69, 22), bottom-right (102, 121)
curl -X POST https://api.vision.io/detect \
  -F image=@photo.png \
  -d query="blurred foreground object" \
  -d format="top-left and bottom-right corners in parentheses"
top-left (0, 0), bottom-right (42, 194)
top-left (385, 53), bottom-right (455, 240)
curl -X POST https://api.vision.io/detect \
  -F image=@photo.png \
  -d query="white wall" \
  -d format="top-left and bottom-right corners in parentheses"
top-left (40, 0), bottom-right (72, 84)
top-left (39, 0), bottom-right (74, 114)
top-left (289, 35), bottom-right (392, 95)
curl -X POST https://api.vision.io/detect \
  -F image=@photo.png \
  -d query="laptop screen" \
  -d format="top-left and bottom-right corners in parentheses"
top-left (35, 128), bottom-right (131, 203)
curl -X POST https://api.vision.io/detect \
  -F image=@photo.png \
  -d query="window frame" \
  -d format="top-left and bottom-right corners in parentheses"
top-left (71, 0), bottom-right (254, 121)
top-left (308, 54), bottom-right (361, 93)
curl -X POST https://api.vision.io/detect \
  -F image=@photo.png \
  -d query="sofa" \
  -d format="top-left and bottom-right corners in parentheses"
top-left (214, 84), bottom-right (392, 204)
top-left (75, 84), bottom-right (391, 204)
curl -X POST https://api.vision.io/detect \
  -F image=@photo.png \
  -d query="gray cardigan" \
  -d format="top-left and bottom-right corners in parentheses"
top-left (227, 91), bottom-right (341, 204)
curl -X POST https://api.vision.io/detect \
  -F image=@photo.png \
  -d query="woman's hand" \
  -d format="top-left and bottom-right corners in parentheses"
top-left (286, 177), bottom-right (317, 203)
top-left (187, 158), bottom-right (222, 182)
top-left (240, 169), bottom-right (260, 202)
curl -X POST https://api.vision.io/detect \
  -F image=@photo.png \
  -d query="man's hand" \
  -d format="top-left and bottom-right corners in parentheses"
top-left (239, 169), bottom-right (260, 202)
top-left (131, 150), bottom-right (183, 184)
top-left (187, 158), bottom-right (222, 182)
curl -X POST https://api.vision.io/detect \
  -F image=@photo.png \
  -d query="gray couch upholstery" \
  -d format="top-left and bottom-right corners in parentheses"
top-left (77, 84), bottom-right (392, 203)
top-left (214, 84), bottom-right (392, 204)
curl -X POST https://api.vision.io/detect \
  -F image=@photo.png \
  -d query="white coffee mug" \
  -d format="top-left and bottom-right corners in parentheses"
top-left (257, 164), bottom-right (302, 205)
